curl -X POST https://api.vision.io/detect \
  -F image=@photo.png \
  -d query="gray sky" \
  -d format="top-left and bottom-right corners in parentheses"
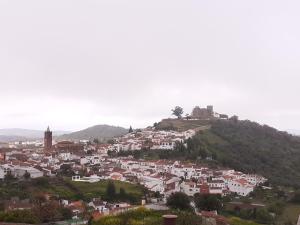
top-left (0, 0), bottom-right (299, 131)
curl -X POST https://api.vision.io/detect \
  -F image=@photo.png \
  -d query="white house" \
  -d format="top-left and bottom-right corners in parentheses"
top-left (227, 179), bottom-right (254, 196)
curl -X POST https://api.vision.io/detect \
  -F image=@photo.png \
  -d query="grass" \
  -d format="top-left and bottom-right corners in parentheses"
top-left (67, 179), bottom-right (144, 201)
top-left (276, 203), bottom-right (300, 225)
top-left (229, 217), bottom-right (263, 225)
top-left (156, 118), bottom-right (211, 131)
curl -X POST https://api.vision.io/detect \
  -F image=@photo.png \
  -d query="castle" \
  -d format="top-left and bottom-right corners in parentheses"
top-left (191, 105), bottom-right (214, 119)
top-left (190, 105), bottom-right (231, 120)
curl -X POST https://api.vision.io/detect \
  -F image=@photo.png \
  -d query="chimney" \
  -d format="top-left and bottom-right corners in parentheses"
top-left (163, 215), bottom-right (177, 225)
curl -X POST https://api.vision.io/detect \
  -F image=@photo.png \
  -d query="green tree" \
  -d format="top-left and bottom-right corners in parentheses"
top-left (171, 106), bottom-right (184, 119)
top-left (119, 187), bottom-right (127, 198)
top-left (166, 192), bottom-right (191, 211)
top-left (194, 193), bottom-right (222, 211)
top-left (106, 181), bottom-right (116, 199)
top-left (4, 171), bottom-right (15, 182)
top-left (59, 164), bottom-right (74, 177)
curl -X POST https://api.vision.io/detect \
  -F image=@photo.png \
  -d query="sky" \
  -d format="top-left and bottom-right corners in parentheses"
top-left (0, 0), bottom-right (299, 132)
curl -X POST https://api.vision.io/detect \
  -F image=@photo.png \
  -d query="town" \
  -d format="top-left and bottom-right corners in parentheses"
top-left (0, 107), bottom-right (268, 224)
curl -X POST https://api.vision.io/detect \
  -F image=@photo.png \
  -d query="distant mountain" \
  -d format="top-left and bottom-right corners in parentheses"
top-left (58, 125), bottom-right (128, 141)
top-left (0, 128), bottom-right (71, 141)
top-left (0, 135), bottom-right (29, 142)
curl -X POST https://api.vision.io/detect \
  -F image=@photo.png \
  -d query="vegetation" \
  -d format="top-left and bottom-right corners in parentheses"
top-left (93, 207), bottom-right (203, 225)
top-left (194, 193), bottom-right (222, 211)
top-left (0, 177), bottom-right (145, 204)
top-left (155, 118), bottom-right (210, 131)
top-left (171, 106), bottom-right (184, 119)
top-left (166, 192), bottom-right (191, 211)
top-left (229, 217), bottom-right (262, 225)
top-left (0, 201), bottom-right (72, 224)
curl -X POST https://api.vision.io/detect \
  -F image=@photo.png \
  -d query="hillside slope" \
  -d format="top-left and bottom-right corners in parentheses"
top-left (155, 118), bottom-right (211, 131)
top-left (130, 119), bottom-right (300, 188)
top-left (198, 120), bottom-right (300, 187)
top-left (58, 124), bottom-right (127, 141)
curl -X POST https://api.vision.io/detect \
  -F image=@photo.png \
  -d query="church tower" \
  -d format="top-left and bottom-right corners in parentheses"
top-left (44, 126), bottom-right (52, 151)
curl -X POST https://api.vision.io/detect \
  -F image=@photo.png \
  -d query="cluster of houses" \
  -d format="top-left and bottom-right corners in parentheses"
top-left (109, 128), bottom-right (196, 152)
top-left (72, 157), bottom-right (266, 198)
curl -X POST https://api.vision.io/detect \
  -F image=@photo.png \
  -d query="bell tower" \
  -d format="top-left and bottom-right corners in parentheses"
top-left (44, 126), bottom-right (52, 151)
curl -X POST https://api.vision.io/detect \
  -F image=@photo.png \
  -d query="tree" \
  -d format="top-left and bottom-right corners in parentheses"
top-left (60, 207), bottom-right (73, 220)
top-left (194, 193), bottom-right (222, 211)
top-left (93, 138), bottom-right (100, 144)
top-left (119, 187), bottom-right (127, 198)
top-left (4, 171), bottom-right (15, 183)
top-left (129, 126), bottom-right (133, 133)
top-left (172, 106), bottom-right (184, 119)
top-left (59, 164), bottom-right (74, 177)
top-left (33, 201), bottom-right (63, 223)
top-left (166, 192), bottom-right (191, 211)
top-left (106, 181), bottom-right (116, 199)
top-left (23, 171), bottom-right (31, 180)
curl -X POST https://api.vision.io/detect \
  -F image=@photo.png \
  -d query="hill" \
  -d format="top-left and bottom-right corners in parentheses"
top-left (58, 124), bottom-right (127, 141)
top-left (155, 118), bottom-right (211, 131)
top-left (132, 119), bottom-right (300, 188)
top-left (199, 120), bottom-right (300, 187)
top-left (0, 135), bottom-right (29, 142)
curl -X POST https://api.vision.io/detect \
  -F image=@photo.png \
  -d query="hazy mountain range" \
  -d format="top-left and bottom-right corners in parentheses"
top-left (0, 128), bottom-right (70, 142)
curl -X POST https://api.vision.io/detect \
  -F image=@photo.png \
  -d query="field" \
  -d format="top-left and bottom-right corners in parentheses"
top-left (0, 177), bottom-right (145, 204)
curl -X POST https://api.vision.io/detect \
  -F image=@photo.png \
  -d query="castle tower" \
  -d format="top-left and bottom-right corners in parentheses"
top-left (207, 105), bottom-right (214, 116)
top-left (44, 126), bottom-right (52, 151)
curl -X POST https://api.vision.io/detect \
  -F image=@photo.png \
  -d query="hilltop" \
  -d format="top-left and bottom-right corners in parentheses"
top-left (155, 118), bottom-right (211, 132)
top-left (138, 118), bottom-right (300, 188)
top-left (58, 124), bottom-right (127, 141)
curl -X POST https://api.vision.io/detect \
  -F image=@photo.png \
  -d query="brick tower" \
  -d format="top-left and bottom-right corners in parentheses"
top-left (44, 126), bottom-right (52, 151)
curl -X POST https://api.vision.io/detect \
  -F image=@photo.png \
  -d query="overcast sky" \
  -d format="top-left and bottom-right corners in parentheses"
top-left (0, 0), bottom-right (299, 131)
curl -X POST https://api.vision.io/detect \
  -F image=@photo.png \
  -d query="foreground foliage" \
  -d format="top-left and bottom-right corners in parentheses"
top-left (93, 208), bottom-right (202, 225)
top-left (0, 177), bottom-right (145, 204)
